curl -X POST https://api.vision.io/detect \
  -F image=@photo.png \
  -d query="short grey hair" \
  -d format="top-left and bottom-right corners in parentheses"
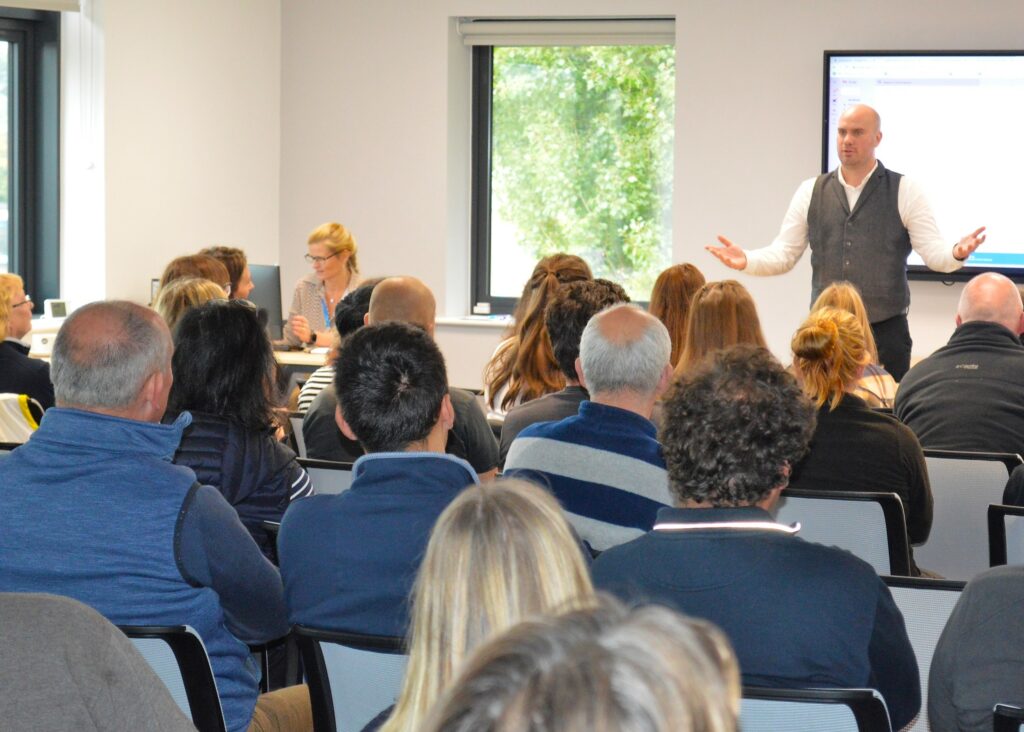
top-left (51, 301), bottom-right (172, 409)
top-left (579, 303), bottom-right (671, 396)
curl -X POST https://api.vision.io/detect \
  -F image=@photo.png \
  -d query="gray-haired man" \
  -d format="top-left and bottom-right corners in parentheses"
top-left (504, 303), bottom-right (673, 553)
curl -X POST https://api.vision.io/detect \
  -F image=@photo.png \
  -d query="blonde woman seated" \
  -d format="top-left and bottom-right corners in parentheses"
top-left (789, 307), bottom-right (933, 572)
top-left (673, 280), bottom-right (767, 376)
top-left (370, 478), bottom-right (594, 732)
top-left (152, 276), bottom-right (227, 332)
top-left (422, 600), bottom-right (740, 732)
top-left (812, 281), bottom-right (898, 408)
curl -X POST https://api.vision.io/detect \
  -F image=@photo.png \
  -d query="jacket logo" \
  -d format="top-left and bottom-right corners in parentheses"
top-left (955, 363), bottom-right (979, 370)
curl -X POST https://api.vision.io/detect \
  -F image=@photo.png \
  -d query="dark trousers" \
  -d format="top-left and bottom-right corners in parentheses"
top-left (871, 313), bottom-right (912, 382)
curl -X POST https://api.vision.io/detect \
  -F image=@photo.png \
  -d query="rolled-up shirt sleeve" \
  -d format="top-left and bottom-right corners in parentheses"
top-left (744, 178), bottom-right (815, 276)
top-left (898, 176), bottom-right (963, 274)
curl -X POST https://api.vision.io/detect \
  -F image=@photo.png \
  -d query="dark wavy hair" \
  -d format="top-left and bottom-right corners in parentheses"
top-left (167, 300), bottom-right (280, 432)
top-left (335, 322), bottom-right (449, 453)
top-left (334, 278), bottom-right (385, 340)
top-left (660, 345), bottom-right (816, 506)
top-left (545, 279), bottom-right (630, 380)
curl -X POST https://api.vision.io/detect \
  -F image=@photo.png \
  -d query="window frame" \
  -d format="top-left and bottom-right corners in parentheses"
top-left (0, 9), bottom-right (59, 314)
top-left (466, 20), bottom-right (675, 316)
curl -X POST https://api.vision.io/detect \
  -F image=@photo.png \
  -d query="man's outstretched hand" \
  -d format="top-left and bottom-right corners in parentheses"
top-left (953, 226), bottom-right (987, 261)
top-left (706, 235), bottom-right (748, 271)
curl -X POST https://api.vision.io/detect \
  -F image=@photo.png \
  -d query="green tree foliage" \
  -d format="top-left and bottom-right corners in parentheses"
top-left (492, 45), bottom-right (674, 298)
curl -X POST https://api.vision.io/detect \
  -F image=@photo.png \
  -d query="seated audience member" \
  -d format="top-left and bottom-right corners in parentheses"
top-left (201, 245), bottom-right (255, 300)
top-left (0, 301), bottom-right (294, 732)
top-left (648, 262), bottom-right (706, 368)
top-left (158, 253), bottom-right (232, 294)
top-left (373, 479), bottom-right (594, 732)
top-left (163, 300), bottom-right (312, 561)
top-left (0, 593), bottom-right (194, 731)
top-left (505, 304), bottom-right (673, 553)
top-left (674, 279), bottom-right (767, 375)
top-left (278, 322), bottom-right (478, 636)
top-left (296, 278), bottom-right (382, 414)
top-left (812, 281), bottom-right (897, 408)
top-left (592, 346), bottom-right (920, 730)
top-left (421, 601), bottom-right (740, 732)
top-left (789, 307), bottom-right (932, 557)
top-left (152, 276), bottom-right (227, 332)
top-left (285, 221), bottom-right (360, 348)
top-left (303, 276), bottom-right (499, 477)
top-left (484, 253), bottom-right (592, 418)
top-left (896, 271), bottom-right (1024, 456)
top-left (928, 564), bottom-right (1024, 732)
top-left (0, 273), bottom-right (53, 410)
top-left (499, 278), bottom-right (629, 466)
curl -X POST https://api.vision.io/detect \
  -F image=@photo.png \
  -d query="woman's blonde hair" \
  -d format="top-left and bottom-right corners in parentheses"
top-left (422, 600), bottom-right (740, 732)
top-left (153, 277), bottom-right (227, 332)
top-left (811, 281), bottom-right (880, 363)
top-left (485, 253), bottom-right (592, 411)
top-left (649, 263), bottom-right (706, 367)
top-left (675, 280), bottom-right (767, 376)
top-left (382, 479), bottom-right (595, 732)
top-left (791, 306), bottom-right (868, 411)
top-left (0, 273), bottom-right (24, 341)
top-left (308, 221), bottom-right (359, 275)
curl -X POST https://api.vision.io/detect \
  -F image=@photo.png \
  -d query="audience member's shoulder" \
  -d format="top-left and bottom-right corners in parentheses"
top-left (306, 384), bottom-right (338, 417)
top-left (782, 533), bottom-right (883, 588)
top-left (962, 564), bottom-right (1024, 601)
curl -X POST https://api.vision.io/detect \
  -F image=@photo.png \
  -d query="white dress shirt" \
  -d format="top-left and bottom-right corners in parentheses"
top-left (745, 163), bottom-right (963, 276)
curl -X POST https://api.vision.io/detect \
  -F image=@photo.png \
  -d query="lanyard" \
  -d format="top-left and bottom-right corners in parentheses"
top-left (321, 297), bottom-right (331, 329)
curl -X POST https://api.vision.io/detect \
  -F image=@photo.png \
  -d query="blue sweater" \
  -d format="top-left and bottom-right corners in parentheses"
top-left (592, 505), bottom-right (921, 730)
top-left (504, 400), bottom-right (670, 551)
top-left (0, 408), bottom-right (290, 732)
top-left (278, 451), bottom-right (478, 637)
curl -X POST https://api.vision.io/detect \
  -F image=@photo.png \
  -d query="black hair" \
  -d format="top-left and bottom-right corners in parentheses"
top-left (545, 278), bottom-right (630, 380)
top-left (334, 278), bottom-right (384, 340)
top-left (167, 299), bottom-right (280, 432)
top-left (335, 321), bottom-right (449, 453)
top-left (660, 345), bottom-right (816, 506)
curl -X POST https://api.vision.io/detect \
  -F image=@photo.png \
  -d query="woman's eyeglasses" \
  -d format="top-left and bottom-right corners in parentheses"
top-left (304, 253), bottom-right (340, 265)
top-left (11, 294), bottom-right (31, 308)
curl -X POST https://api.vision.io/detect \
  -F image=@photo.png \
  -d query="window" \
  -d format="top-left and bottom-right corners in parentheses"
top-left (465, 19), bottom-right (675, 314)
top-left (0, 9), bottom-right (60, 313)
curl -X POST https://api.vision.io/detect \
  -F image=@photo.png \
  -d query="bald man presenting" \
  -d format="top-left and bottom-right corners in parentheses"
top-left (708, 104), bottom-right (986, 380)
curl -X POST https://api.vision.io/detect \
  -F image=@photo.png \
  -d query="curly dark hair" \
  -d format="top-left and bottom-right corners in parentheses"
top-left (545, 278), bottom-right (630, 380)
top-left (660, 345), bottom-right (816, 507)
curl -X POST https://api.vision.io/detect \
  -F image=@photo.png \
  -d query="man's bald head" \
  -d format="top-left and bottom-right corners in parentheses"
top-left (367, 276), bottom-right (436, 333)
top-left (578, 304), bottom-right (671, 397)
top-left (51, 301), bottom-right (173, 411)
top-left (957, 272), bottom-right (1024, 335)
top-left (840, 104), bottom-right (881, 133)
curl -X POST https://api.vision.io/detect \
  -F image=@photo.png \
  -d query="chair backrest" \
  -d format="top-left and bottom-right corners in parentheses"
top-left (995, 704), bottom-right (1024, 732)
top-left (773, 489), bottom-right (911, 576)
top-left (741, 687), bottom-right (892, 732)
top-left (298, 457), bottom-right (355, 495)
top-left (918, 450), bottom-right (1022, 580)
top-left (988, 503), bottom-right (1024, 567)
top-left (293, 625), bottom-right (407, 732)
top-left (0, 440), bottom-right (19, 458)
top-left (882, 576), bottom-right (966, 732)
top-left (0, 393), bottom-right (40, 443)
top-left (119, 624), bottom-right (226, 732)
top-left (289, 413), bottom-right (307, 458)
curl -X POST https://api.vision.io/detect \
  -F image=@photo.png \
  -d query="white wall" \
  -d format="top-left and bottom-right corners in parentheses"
top-left (280, 0), bottom-right (1024, 387)
top-left (63, 0), bottom-right (282, 307)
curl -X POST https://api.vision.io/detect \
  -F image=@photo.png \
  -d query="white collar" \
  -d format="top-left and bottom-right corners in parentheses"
top-left (837, 161), bottom-right (878, 193)
top-left (653, 520), bottom-right (800, 534)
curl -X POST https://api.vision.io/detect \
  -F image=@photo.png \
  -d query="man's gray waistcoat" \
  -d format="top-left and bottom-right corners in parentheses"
top-left (807, 161), bottom-right (911, 323)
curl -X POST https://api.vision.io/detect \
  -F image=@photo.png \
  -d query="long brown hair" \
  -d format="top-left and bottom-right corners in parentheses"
top-left (649, 263), bottom-right (706, 367)
top-left (485, 254), bottom-right (591, 410)
top-left (675, 280), bottom-right (767, 376)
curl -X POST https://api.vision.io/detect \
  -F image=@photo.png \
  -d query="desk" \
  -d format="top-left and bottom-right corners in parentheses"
top-left (275, 350), bottom-right (327, 369)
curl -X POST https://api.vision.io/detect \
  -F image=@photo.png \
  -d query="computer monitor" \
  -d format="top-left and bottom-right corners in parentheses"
top-left (247, 264), bottom-right (284, 341)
